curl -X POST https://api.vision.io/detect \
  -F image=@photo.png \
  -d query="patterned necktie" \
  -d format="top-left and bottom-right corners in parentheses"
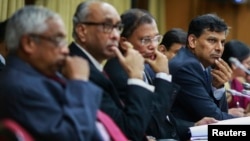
top-left (97, 110), bottom-right (128, 141)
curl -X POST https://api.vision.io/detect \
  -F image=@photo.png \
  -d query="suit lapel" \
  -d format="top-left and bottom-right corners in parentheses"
top-left (69, 42), bottom-right (124, 108)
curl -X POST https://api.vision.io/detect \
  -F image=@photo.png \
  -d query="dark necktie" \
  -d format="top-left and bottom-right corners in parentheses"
top-left (204, 69), bottom-right (209, 84)
top-left (143, 71), bottom-right (148, 83)
top-left (143, 70), bottom-right (153, 84)
top-left (97, 110), bottom-right (128, 141)
top-left (49, 74), bottom-right (66, 87)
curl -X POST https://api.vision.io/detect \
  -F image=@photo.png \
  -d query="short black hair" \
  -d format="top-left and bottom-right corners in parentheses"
top-left (160, 28), bottom-right (187, 50)
top-left (121, 8), bottom-right (155, 38)
top-left (187, 13), bottom-right (228, 38)
top-left (0, 19), bottom-right (8, 42)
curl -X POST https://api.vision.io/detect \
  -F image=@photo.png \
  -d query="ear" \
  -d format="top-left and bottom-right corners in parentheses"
top-left (188, 34), bottom-right (197, 49)
top-left (76, 24), bottom-right (87, 42)
top-left (158, 45), bottom-right (167, 53)
top-left (20, 35), bottom-right (37, 54)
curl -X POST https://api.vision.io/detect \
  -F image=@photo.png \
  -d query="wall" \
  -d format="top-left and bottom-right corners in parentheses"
top-left (165, 0), bottom-right (250, 45)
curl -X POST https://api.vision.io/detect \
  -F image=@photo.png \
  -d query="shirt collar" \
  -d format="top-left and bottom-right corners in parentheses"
top-left (0, 54), bottom-right (5, 65)
top-left (74, 42), bottom-right (103, 72)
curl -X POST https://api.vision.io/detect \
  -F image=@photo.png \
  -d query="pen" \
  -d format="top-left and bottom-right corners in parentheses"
top-left (236, 101), bottom-right (240, 108)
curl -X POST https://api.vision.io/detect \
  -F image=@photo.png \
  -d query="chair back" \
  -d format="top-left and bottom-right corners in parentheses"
top-left (0, 119), bottom-right (34, 141)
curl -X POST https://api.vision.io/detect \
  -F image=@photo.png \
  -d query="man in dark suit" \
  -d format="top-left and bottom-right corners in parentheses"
top-left (69, 1), bottom-right (158, 141)
top-left (169, 13), bottom-right (237, 122)
top-left (104, 9), bottom-right (218, 141)
top-left (158, 28), bottom-right (187, 60)
top-left (0, 6), bottom-right (106, 141)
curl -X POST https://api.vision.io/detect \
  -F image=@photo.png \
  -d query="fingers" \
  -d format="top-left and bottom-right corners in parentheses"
top-left (204, 117), bottom-right (218, 122)
top-left (113, 41), bottom-right (144, 79)
top-left (228, 108), bottom-right (245, 117)
top-left (211, 58), bottom-right (232, 86)
top-left (211, 70), bottom-right (226, 81)
top-left (145, 49), bottom-right (169, 74)
top-left (121, 41), bottom-right (133, 50)
top-left (144, 57), bottom-right (153, 64)
top-left (214, 58), bottom-right (232, 76)
top-left (62, 56), bottom-right (90, 81)
top-left (114, 41), bottom-right (134, 63)
top-left (195, 117), bottom-right (218, 126)
top-left (111, 46), bottom-right (125, 63)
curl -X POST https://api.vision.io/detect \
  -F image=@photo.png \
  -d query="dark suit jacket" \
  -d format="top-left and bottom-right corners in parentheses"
top-left (69, 42), bottom-right (156, 141)
top-left (0, 55), bottom-right (103, 141)
top-left (169, 47), bottom-right (236, 122)
top-left (103, 55), bottom-right (193, 140)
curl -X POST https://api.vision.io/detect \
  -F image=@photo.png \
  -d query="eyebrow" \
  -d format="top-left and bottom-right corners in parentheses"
top-left (140, 34), bottom-right (160, 39)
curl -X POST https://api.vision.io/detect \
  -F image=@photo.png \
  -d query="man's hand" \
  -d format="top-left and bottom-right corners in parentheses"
top-left (211, 58), bottom-right (232, 88)
top-left (111, 41), bottom-right (144, 79)
top-left (62, 56), bottom-right (90, 81)
top-left (228, 107), bottom-right (245, 117)
top-left (145, 49), bottom-right (169, 74)
top-left (194, 117), bottom-right (218, 126)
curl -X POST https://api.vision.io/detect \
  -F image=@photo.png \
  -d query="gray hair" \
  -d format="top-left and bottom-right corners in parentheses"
top-left (5, 5), bottom-right (61, 52)
top-left (72, 1), bottom-right (97, 39)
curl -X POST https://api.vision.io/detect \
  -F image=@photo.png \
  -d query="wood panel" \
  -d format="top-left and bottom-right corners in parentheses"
top-left (165, 0), bottom-right (250, 45)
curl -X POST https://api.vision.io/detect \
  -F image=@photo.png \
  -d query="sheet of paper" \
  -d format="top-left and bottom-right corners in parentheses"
top-left (189, 116), bottom-right (250, 138)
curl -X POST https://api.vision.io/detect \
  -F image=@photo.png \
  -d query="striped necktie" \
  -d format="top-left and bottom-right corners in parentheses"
top-left (97, 110), bottom-right (128, 141)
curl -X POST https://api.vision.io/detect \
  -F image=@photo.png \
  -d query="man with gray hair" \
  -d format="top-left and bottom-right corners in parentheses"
top-left (0, 5), bottom-right (114, 141)
top-left (69, 1), bottom-right (159, 141)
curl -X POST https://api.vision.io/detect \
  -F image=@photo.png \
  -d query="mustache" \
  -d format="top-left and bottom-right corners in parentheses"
top-left (210, 53), bottom-right (221, 58)
top-left (108, 41), bottom-right (119, 47)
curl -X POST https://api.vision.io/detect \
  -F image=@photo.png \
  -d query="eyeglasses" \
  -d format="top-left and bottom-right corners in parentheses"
top-left (140, 35), bottom-right (163, 46)
top-left (81, 22), bottom-right (124, 34)
top-left (29, 34), bottom-right (68, 47)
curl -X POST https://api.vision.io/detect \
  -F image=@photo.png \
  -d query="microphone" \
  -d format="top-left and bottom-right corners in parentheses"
top-left (243, 82), bottom-right (250, 90)
top-left (227, 89), bottom-right (250, 98)
top-left (229, 57), bottom-right (250, 75)
top-left (242, 89), bottom-right (250, 96)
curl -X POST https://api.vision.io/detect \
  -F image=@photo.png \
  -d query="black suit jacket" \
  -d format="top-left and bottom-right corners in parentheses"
top-left (69, 42), bottom-right (156, 141)
top-left (169, 47), bottom-right (236, 122)
top-left (103, 55), bottom-right (193, 140)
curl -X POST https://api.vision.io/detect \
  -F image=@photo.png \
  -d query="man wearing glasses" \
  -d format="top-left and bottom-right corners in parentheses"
top-left (69, 1), bottom-right (159, 141)
top-left (0, 5), bottom-right (105, 141)
top-left (104, 8), bottom-right (218, 141)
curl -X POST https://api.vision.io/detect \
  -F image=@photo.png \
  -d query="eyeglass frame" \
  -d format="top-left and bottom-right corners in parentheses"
top-left (29, 34), bottom-right (68, 47)
top-left (140, 35), bottom-right (163, 46)
top-left (81, 21), bottom-right (124, 34)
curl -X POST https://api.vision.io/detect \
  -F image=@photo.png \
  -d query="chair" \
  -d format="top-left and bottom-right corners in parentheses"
top-left (0, 119), bottom-right (34, 141)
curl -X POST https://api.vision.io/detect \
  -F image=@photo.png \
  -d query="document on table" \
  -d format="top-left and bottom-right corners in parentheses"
top-left (189, 116), bottom-right (250, 140)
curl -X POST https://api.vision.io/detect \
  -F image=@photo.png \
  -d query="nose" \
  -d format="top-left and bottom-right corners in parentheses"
top-left (148, 40), bottom-right (159, 50)
top-left (109, 28), bottom-right (120, 40)
top-left (61, 45), bottom-right (69, 55)
top-left (215, 42), bottom-right (224, 51)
